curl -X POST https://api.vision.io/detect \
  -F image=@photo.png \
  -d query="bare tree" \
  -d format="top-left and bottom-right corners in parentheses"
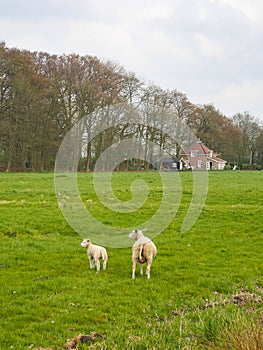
top-left (233, 112), bottom-right (262, 165)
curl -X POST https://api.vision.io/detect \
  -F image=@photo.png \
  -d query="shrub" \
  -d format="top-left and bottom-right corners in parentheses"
top-left (240, 163), bottom-right (261, 170)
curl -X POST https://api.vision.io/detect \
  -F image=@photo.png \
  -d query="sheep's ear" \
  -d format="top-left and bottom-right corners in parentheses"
top-left (142, 228), bottom-right (147, 233)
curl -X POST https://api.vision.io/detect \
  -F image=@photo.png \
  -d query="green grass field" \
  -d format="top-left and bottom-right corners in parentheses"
top-left (0, 171), bottom-right (262, 349)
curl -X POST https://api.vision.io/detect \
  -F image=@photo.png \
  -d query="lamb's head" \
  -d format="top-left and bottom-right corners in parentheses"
top-left (128, 228), bottom-right (147, 240)
top-left (80, 239), bottom-right (91, 248)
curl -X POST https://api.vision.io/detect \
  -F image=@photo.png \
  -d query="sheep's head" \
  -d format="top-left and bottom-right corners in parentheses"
top-left (80, 239), bottom-right (90, 248)
top-left (128, 229), bottom-right (147, 240)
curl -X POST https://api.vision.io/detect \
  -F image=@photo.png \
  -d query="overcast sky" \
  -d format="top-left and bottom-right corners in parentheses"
top-left (1, 0), bottom-right (263, 122)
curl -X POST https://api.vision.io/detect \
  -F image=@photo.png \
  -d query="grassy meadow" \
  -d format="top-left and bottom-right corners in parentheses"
top-left (0, 171), bottom-right (262, 349)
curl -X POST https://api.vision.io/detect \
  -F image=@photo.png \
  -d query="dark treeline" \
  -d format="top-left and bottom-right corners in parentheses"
top-left (0, 41), bottom-right (262, 171)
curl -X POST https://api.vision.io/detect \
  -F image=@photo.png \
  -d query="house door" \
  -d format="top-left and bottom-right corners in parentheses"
top-left (206, 161), bottom-right (212, 170)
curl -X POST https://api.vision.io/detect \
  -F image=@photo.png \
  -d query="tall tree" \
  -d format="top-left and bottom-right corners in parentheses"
top-left (233, 112), bottom-right (262, 165)
top-left (0, 46), bottom-right (49, 171)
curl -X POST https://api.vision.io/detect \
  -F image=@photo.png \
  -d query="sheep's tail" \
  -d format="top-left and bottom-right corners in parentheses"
top-left (152, 242), bottom-right (157, 258)
top-left (139, 245), bottom-right (143, 262)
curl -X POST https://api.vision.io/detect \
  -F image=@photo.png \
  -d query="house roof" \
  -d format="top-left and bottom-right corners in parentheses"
top-left (182, 141), bottom-right (212, 155)
top-left (207, 156), bottom-right (227, 163)
top-left (181, 141), bottom-right (227, 163)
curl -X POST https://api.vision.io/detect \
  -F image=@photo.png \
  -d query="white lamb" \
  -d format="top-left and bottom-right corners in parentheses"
top-left (128, 229), bottom-right (157, 279)
top-left (80, 239), bottom-right (108, 272)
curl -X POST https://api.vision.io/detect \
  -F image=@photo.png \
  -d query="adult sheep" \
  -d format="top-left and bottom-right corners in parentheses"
top-left (80, 239), bottom-right (108, 273)
top-left (128, 229), bottom-right (157, 279)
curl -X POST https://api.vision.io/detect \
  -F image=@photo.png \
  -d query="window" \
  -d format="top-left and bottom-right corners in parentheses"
top-left (191, 150), bottom-right (198, 157)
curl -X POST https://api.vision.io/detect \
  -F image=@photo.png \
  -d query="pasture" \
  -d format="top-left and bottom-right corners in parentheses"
top-left (0, 171), bottom-right (262, 349)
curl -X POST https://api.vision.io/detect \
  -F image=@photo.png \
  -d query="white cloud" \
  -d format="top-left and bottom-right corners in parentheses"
top-left (67, 20), bottom-right (132, 56)
top-left (198, 6), bottom-right (208, 20)
top-left (195, 33), bottom-right (225, 58)
top-left (137, 1), bottom-right (174, 21)
top-left (205, 80), bottom-right (263, 119)
top-left (219, 0), bottom-right (263, 23)
top-left (0, 19), bottom-right (65, 53)
top-left (65, 20), bottom-right (145, 73)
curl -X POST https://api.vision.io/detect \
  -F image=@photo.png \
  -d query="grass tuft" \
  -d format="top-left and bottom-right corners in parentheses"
top-left (200, 310), bottom-right (263, 350)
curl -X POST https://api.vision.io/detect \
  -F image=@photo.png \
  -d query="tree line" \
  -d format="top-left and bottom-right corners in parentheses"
top-left (0, 41), bottom-right (262, 171)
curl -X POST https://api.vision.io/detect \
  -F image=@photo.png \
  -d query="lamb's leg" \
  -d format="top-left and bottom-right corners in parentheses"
top-left (102, 259), bottom-right (107, 270)
top-left (95, 258), bottom-right (100, 272)
top-left (89, 257), bottom-right (95, 269)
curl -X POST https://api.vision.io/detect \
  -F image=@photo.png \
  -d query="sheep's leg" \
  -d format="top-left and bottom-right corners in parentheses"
top-left (132, 260), bottom-right (136, 279)
top-left (146, 259), bottom-right (152, 279)
top-left (146, 265), bottom-right (151, 279)
top-left (102, 259), bottom-right (107, 270)
top-left (140, 263), bottom-right (143, 275)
